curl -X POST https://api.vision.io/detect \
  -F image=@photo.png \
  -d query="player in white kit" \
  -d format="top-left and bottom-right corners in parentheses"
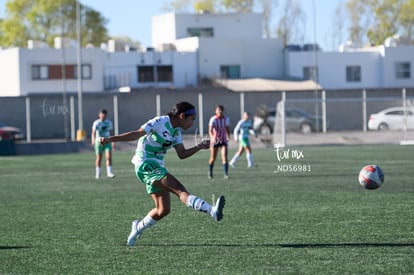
top-left (100, 102), bottom-right (225, 246)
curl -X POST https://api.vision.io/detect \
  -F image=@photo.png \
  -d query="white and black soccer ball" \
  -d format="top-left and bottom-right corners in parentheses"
top-left (358, 165), bottom-right (384, 190)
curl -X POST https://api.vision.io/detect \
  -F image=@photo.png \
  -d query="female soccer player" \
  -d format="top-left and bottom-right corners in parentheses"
top-left (91, 109), bottom-right (115, 179)
top-left (100, 102), bottom-right (225, 246)
top-left (208, 105), bottom-right (230, 179)
top-left (229, 112), bottom-right (257, 168)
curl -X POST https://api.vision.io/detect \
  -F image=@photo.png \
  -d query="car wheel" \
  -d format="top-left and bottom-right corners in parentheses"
top-left (378, 123), bottom-right (389, 131)
top-left (259, 124), bottom-right (272, 136)
top-left (300, 123), bottom-right (312, 134)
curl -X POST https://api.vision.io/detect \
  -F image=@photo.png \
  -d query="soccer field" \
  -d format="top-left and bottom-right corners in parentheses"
top-left (0, 145), bottom-right (413, 274)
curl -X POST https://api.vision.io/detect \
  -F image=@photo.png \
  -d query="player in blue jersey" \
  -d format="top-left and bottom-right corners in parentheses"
top-left (100, 102), bottom-right (226, 246)
top-left (91, 109), bottom-right (115, 179)
top-left (229, 112), bottom-right (257, 168)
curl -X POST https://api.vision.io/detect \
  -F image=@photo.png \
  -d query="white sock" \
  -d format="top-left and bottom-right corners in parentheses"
top-left (246, 153), bottom-right (254, 166)
top-left (96, 167), bottom-right (101, 175)
top-left (230, 154), bottom-right (239, 165)
top-left (186, 194), bottom-right (212, 214)
top-left (107, 166), bottom-right (112, 174)
top-left (136, 214), bottom-right (157, 234)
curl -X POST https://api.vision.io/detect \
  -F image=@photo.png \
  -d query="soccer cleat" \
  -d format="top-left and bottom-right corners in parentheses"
top-left (107, 173), bottom-right (115, 178)
top-left (224, 175), bottom-right (230, 179)
top-left (229, 163), bottom-right (235, 168)
top-left (211, 195), bottom-right (226, 221)
top-left (126, 219), bottom-right (141, 246)
top-left (208, 172), bottom-right (213, 179)
top-left (95, 173), bottom-right (100, 179)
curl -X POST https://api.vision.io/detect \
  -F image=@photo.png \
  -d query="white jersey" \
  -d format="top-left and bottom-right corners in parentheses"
top-left (131, 115), bottom-right (182, 166)
top-left (92, 119), bottom-right (113, 140)
top-left (233, 119), bottom-right (254, 140)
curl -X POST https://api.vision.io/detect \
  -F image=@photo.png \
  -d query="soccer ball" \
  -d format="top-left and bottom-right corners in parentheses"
top-left (358, 165), bottom-right (384, 190)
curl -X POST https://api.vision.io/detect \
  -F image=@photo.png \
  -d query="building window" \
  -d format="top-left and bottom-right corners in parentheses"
top-left (157, 66), bottom-right (173, 82)
top-left (303, 66), bottom-right (318, 81)
top-left (396, 62), bottom-right (411, 79)
top-left (220, 65), bottom-right (241, 79)
top-left (138, 66), bottom-right (154, 82)
top-left (31, 64), bottom-right (91, 80)
top-left (187, 27), bottom-right (214, 37)
top-left (346, 66), bottom-right (361, 82)
top-left (32, 65), bottom-right (49, 80)
top-left (137, 66), bottom-right (173, 83)
top-left (74, 64), bottom-right (92, 80)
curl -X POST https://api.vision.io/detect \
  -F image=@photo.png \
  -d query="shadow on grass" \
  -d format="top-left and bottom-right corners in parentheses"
top-left (280, 243), bottom-right (414, 248)
top-left (135, 243), bottom-right (414, 248)
top-left (0, 246), bottom-right (31, 250)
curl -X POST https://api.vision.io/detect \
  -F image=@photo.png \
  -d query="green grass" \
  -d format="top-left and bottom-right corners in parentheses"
top-left (0, 144), bottom-right (413, 274)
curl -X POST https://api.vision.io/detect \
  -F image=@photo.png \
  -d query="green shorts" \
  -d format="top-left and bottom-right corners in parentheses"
top-left (95, 142), bottom-right (112, 155)
top-left (135, 160), bottom-right (168, 194)
top-left (239, 137), bottom-right (250, 147)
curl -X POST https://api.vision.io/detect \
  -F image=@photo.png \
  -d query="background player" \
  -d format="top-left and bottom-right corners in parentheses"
top-left (91, 109), bottom-right (115, 179)
top-left (208, 105), bottom-right (230, 179)
top-left (229, 112), bottom-right (257, 168)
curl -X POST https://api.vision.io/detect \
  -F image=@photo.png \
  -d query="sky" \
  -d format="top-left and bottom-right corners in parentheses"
top-left (0, 0), bottom-right (345, 51)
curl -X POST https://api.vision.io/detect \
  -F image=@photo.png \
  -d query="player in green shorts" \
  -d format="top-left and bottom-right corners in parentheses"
top-left (229, 112), bottom-right (257, 168)
top-left (100, 101), bottom-right (226, 247)
top-left (91, 109), bottom-right (115, 179)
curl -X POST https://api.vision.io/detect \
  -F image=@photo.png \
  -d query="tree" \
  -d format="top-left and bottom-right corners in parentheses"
top-left (0, 0), bottom-right (109, 48)
top-left (221, 0), bottom-right (254, 12)
top-left (161, 0), bottom-right (192, 12)
top-left (400, 0), bottom-right (414, 43)
top-left (82, 8), bottom-right (109, 46)
top-left (276, 0), bottom-right (305, 46)
top-left (331, 1), bottom-right (346, 50)
top-left (366, 0), bottom-right (403, 45)
top-left (111, 35), bottom-right (142, 50)
top-left (345, 0), bottom-right (414, 46)
top-left (345, 0), bottom-right (370, 47)
top-left (259, 0), bottom-right (278, 39)
top-left (194, 0), bottom-right (217, 13)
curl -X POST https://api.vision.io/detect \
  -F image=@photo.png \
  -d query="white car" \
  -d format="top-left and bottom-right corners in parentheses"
top-left (368, 107), bottom-right (414, 131)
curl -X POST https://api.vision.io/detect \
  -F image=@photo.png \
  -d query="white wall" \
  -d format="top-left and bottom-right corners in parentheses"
top-left (319, 52), bottom-right (382, 89)
top-left (152, 12), bottom-right (263, 47)
top-left (152, 13), bottom-right (177, 47)
top-left (382, 46), bottom-right (414, 88)
top-left (0, 48), bottom-right (21, 96)
top-left (197, 37), bottom-right (283, 79)
top-left (104, 50), bottom-right (198, 89)
top-left (172, 52), bottom-right (198, 88)
top-left (18, 48), bottom-right (105, 95)
top-left (287, 50), bottom-right (382, 89)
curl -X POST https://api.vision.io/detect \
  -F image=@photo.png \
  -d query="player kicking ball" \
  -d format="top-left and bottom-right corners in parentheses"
top-left (100, 101), bottom-right (225, 246)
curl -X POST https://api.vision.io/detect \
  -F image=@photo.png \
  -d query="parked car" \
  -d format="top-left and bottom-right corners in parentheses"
top-left (368, 107), bottom-right (414, 131)
top-left (0, 122), bottom-right (24, 140)
top-left (253, 107), bottom-right (327, 135)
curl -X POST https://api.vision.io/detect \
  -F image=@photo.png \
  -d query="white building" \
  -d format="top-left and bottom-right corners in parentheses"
top-left (286, 45), bottom-right (414, 89)
top-left (152, 12), bottom-right (284, 80)
top-left (0, 11), bottom-right (413, 97)
top-left (0, 47), bottom-right (105, 96)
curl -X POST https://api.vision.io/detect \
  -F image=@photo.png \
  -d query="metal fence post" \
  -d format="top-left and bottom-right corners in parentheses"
top-left (156, 94), bottom-right (161, 117)
top-left (362, 89), bottom-right (367, 132)
top-left (113, 95), bottom-right (119, 136)
top-left (322, 90), bottom-right (327, 133)
top-left (198, 93), bottom-right (204, 138)
top-left (25, 96), bottom-right (31, 143)
top-left (240, 92), bottom-right (245, 117)
top-left (70, 96), bottom-right (75, 141)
